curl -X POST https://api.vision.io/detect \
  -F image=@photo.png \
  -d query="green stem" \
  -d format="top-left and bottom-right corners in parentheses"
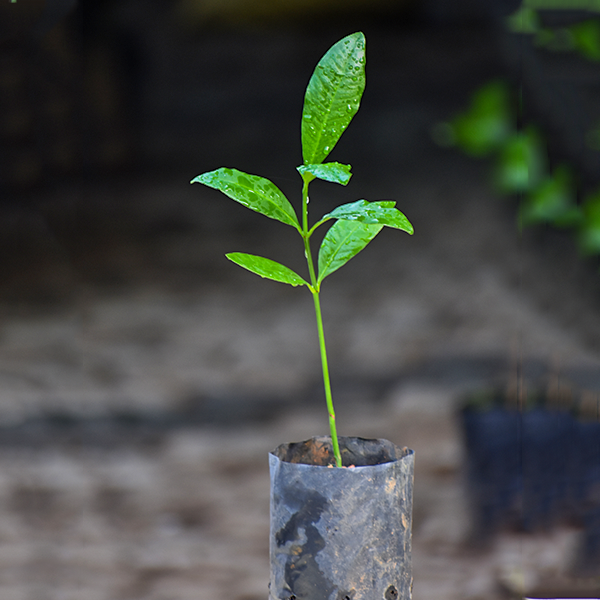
top-left (311, 288), bottom-right (342, 467)
top-left (300, 174), bottom-right (342, 467)
top-left (301, 177), bottom-right (310, 234)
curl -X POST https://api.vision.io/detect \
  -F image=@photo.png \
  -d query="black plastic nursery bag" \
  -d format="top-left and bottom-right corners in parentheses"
top-left (269, 436), bottom-right (414, 600)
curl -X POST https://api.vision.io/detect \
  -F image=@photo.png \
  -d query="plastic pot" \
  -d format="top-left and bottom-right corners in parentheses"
top-left (461, 407), bottom-right (522, 534)
top-left (269, 436), bottom-right (414, 600)
top-left (462, 404), bottom-right (579, 532)
top-left (520, 408), bottom-right (574, 530)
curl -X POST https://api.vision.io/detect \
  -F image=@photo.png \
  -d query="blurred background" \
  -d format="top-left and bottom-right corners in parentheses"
top-left (1, 0), bottom-right (600, 598)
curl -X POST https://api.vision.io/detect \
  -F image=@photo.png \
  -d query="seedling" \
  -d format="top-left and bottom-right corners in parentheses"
top-left (192, 32), bottom-right (413, 467)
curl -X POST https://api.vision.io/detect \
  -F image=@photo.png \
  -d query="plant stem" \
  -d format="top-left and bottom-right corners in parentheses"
top-left (301, 174), bottom-right (342, 467)
top-left (311, 288), bottom-right (342, 467)
top-left (301, 177), bottom-right (310, 233)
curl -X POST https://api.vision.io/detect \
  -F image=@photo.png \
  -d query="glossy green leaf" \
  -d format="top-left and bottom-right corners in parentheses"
top-left (301, 32), bottom-right (366, 165)
top-left (226, 253), bottom-right (308, 287)
top-left (192, 168), bottom-right (299, 229)
top-left (317, 220), bottom-right (382, 284)
top-left (297, 162), bottom-right (352, 185)
top-left (323, 200), bottom-right (414, 233)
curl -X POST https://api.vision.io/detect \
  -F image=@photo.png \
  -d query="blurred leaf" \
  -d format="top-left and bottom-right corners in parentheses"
top-left (323, 199), bottom-right (413, 233)
top-left (301, 32), bottom-right (366, 165)
top-left (317, 220), bottom-right (382, 283)
top-left (578, 226), bottom-right (600, 255)
top-left (448, 81), bottom-right (514, 157)
top-left (534, 26), bottom-right (575, 52)
top-left (192, 168), bottom-right (299, 229)
top-left (493, 127), bottom-right (546, 194)
top-left (226, 253), bottom-right (308, 286)
top-left (521, 0), bottom-right (600, 10)
top-left (519, 165), bottom-right (581, 228)
top-left (506, 6), bottom-right (541, 34)
top-left (577, 190), bottom-right (600, 255)
top-left (531, 18), bottom-right (600, 60)
top-left (297, 162), bottom-right (352, 185)
top-left (570, 19), bottom-right (600, 61)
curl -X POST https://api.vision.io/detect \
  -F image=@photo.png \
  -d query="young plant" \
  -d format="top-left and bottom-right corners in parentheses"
top-left (192, 32), bottom-right (413, 467)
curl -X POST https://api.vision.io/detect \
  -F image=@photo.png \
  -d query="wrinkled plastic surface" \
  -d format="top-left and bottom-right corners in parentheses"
top-left (269, 436), bottom-right (414, 600)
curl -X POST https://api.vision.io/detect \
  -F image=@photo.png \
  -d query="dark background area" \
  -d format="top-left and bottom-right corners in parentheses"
top-left (0, 0), bottom-right (581, 307)
top-left (2, 0), bottom-right (515, 191)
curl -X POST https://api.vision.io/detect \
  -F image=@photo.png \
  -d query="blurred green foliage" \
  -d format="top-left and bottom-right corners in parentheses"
top-left (508, 2), bottom-right (600, 61)
top-left (494, 126), bottom-right (546, 194)
top-left (436, 2), bottom-right (600, 260)
top-left (435, 78), bottom-right (600, 254)
top-left (506, 6), bottom-right (541, 34)
top-left (571, 19), bottom-right (600, 60)
top-left (510, 0), bottom-right (600, 17)
top-left (519, 165), bottom-right (582, 229)
top-left (438, 81), bottom-right (513, 158)
top-left (578, 191), bottom-right (600, 255)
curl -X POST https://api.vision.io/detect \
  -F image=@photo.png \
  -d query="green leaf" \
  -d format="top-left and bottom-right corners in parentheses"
top-left (226, 253), bottom-right (308, 287)
top-left (301, 32), bottom-right (366, 165)
top-left (297, 162), bottom-right (352, 185)
top-left (323, 200), bottom-right (414, 233)
top-left (493, 127), bottom-right (546, 194)
top-left (578, 226), bottom-right (600, 256)
top-left (317, 220), bottom-right (382, 284)
top-left (570, 19), bottom-right (600, 61)
top-left (192, 168), bottom-right (299, 229)
top-left (448, 81), bottom-right (514, 157)
top-left (506, 6), bottom-right (540, 34)
top-left (519, 165), bottom-right (581, 229)
top-left (577, 190), bottom-right (600, 255)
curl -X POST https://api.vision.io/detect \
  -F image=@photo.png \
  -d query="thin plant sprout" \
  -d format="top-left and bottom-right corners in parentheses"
top-left (192, 32), bottom-right (413, 467)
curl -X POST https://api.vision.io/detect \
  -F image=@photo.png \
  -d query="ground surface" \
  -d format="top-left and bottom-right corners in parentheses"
top-left (1, 16), bottom-right (600, 600)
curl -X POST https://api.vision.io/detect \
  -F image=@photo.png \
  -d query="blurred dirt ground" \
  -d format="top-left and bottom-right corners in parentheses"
top-left (1, 13), bottom-right (600, 600)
